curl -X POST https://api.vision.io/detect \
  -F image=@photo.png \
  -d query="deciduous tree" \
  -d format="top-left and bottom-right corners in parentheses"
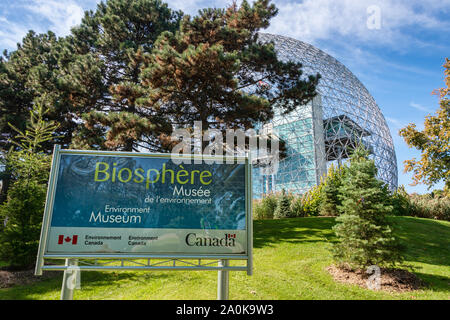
top-left (399, 58), bottom-right (450, 193)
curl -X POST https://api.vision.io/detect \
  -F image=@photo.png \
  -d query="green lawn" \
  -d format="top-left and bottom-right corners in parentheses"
top-left (0, 216), bottom-right (449, 300)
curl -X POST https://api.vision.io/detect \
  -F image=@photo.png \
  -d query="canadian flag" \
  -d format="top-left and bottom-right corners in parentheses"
top-left (227, 234), bottom-right (236, 239)
top-left (58, 235), bottom-right (78, 245)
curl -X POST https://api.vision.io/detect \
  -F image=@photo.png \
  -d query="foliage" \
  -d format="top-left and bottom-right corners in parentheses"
top-left (301, 183), bottom-right (323, 216)
top-left (0, 104), bottom-right (57, 268)
top-left (0, 32), bottom-right (68, 154)
top-left (290, 196), bottom-right (305, 217)
top-left (319, 163), bottom-right (346, 216)
top-left (390, 185), bottom-right (450, 221)
top-left (139, 0), bottom-right (320, 149)
top-left (391, 185), bottom-right (413, 217)
top-left (399, 58), bottom-right (450, 192)
top-left (69, 0), bottom-right (183, 151)
top-left (331, 145), bottom-right (403, 269)
top-left (253, 193), bottom-right (278, 220)
top-left (409, 194), bottom-right (450, 221)
top-left (274, 189), bottom-right (293, 219)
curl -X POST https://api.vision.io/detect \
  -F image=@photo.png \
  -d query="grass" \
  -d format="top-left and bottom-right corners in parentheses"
top-left (0, 216), bottom-right (449, 300)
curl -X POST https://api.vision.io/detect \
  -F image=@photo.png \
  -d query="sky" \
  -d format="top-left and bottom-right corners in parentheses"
top-left (0, 0), bottom-right (449, 194)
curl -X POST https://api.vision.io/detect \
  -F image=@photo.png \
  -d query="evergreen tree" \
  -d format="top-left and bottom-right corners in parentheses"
top-left (139, 0), bottom-right (320, 149)
top-left (319, 164), bottom-right (345, 216)
top-left (332, 145), bottom-right (403, 269)
top-left (274, 189), bottom-right (292, 219)
top-left (0, 31), bottom-right (74, 203)
top-left (69, 0), bottom-right (183, 151)
top-left (0, 104), bottom-right (59, 268)
top-left (0, 31), bottom-right (71, 153)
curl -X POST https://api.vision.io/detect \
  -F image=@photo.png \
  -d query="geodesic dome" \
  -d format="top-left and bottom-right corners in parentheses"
top-left (254, 33), bottom-right (398, 195)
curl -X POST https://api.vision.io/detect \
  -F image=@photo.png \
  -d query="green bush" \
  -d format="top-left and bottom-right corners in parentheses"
top-left (274, 189), bottom-right (293, 219)
top-left (391, 185), bottom-right (413, 216)
top-left (391, 185), bottom-right (450, 221)
top-left (0, 178), bottom-right (47, 268)
top-left (409, 194), bottom-right (450, 221)
top-left (319, 164), bottom-right (345, 216)
top-left (253, 193), bottom-right (278, 220)
top-left (301, 184), bottom-right (322, 216)
top-left (290, 196), bottom-right (305, 217)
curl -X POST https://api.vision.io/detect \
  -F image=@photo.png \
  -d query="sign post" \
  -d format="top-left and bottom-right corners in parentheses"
top-left (217, 259), bottom-right (229, 300)
top-left (60, 258), bottom-right (79, 300)
top-left (35, 147), bottom-right (252, 300)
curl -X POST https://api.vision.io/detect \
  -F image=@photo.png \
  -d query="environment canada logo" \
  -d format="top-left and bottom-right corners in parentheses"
top-left (185, 233), bottom-right (236, 247)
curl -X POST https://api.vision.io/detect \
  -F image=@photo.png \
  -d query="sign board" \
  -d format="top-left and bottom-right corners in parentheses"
top-left (35, 146), bottom-right (252, 275)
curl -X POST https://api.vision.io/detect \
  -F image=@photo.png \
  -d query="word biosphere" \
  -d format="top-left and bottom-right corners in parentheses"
top-left (94, 161), bottom-right (213, 187)
top-left (35, 145), bottom-right (253, 300)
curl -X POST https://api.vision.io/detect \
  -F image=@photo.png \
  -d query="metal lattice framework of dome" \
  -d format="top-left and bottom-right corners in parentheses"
top-left (254, 33), bottom-right (398, 195)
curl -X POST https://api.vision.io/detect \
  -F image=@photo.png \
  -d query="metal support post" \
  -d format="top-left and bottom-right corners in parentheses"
top-left (60, 258), bottom-right (79, 300)
top-left (217, 259), bottom-right (229, 300)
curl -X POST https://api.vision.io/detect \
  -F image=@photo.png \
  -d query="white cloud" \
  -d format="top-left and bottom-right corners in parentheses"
top-left (165, 0), bottom-right (233, 15)
top-left (0, 16), bottom-right (29, 51)
top-left (24, 0), bottom-right (85, 36)
top-left (410, 102), bottom-right (434, 113)
top-left (266, 0), bottom-right (450, 48)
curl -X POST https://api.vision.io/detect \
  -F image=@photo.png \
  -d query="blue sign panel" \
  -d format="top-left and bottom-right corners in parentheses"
top-left (40, 150), bottom-right (250, 256)
top-left (51, 154), bottom-right (246, 230)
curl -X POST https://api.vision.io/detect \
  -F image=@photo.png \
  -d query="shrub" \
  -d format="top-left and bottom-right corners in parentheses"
top-left (290, 196), bottom-right (305, 217)
top-left (274, 189), bottom-right (293, 219)
top-left (390, 186), bottom-right (450, 221)
top-left (319, 164), bottom-right (346, 216)
top-left (301, 184), bottom-right (323, 216)
top-left (253, 193), bottom-right (278, 220)
top-left (0, 178), bottom-right (47, 267)
top-left (391, 185), bottom-right (413, 216)
top-left (409, 194), bottom-right (450, 221)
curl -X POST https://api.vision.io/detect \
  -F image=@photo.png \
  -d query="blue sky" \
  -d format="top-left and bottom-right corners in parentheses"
top-left (1, 0), bottom-right (449, 194)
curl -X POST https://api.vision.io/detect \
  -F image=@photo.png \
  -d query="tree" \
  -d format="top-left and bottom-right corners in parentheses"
top-left (138, 0), bottom-right (320, 150)
top-left (319, 163), bottom-right (345, 216)
top-left (0, 103), bottom-right (59, 268)
top-left (0, 31), bottom-right (69, 153)
top-left (69, 0), bottom-right (183, 151)
top-left (0, 31), bottom-right (71, 203)
top-left (332, 145), bottom-right (403, 270)
top-left (274, 189), bottom-right (292, 219)
top-left (399, 58), bottom-right (450, 194)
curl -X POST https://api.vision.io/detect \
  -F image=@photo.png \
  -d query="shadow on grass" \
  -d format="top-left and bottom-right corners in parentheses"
top-left (412, 271), bottom-right (450, 294)
top-left (389, 216), bottom-right (450, 267)
top-left (0, 267), bottom-right (173, 300)
top-left (253, 217), bottom-right (338, 248)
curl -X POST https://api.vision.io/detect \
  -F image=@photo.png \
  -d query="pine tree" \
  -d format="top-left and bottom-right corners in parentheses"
top-left (69, 0), bottom-right (183, 151)
top-left (0, 31), bottom-right (74, 203)
top-left (139, 0), bottom-right (320, 149)
top-left (331, 145), bottom-right (403, 270)
top-left (274, 189), bottom-right (292, 219)
top-left (0, 31), bottom-right (71, 153)
top-left (319, 164), bottom-right (345, 216)
top-left (0, 103), bottom-right (59, 268)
